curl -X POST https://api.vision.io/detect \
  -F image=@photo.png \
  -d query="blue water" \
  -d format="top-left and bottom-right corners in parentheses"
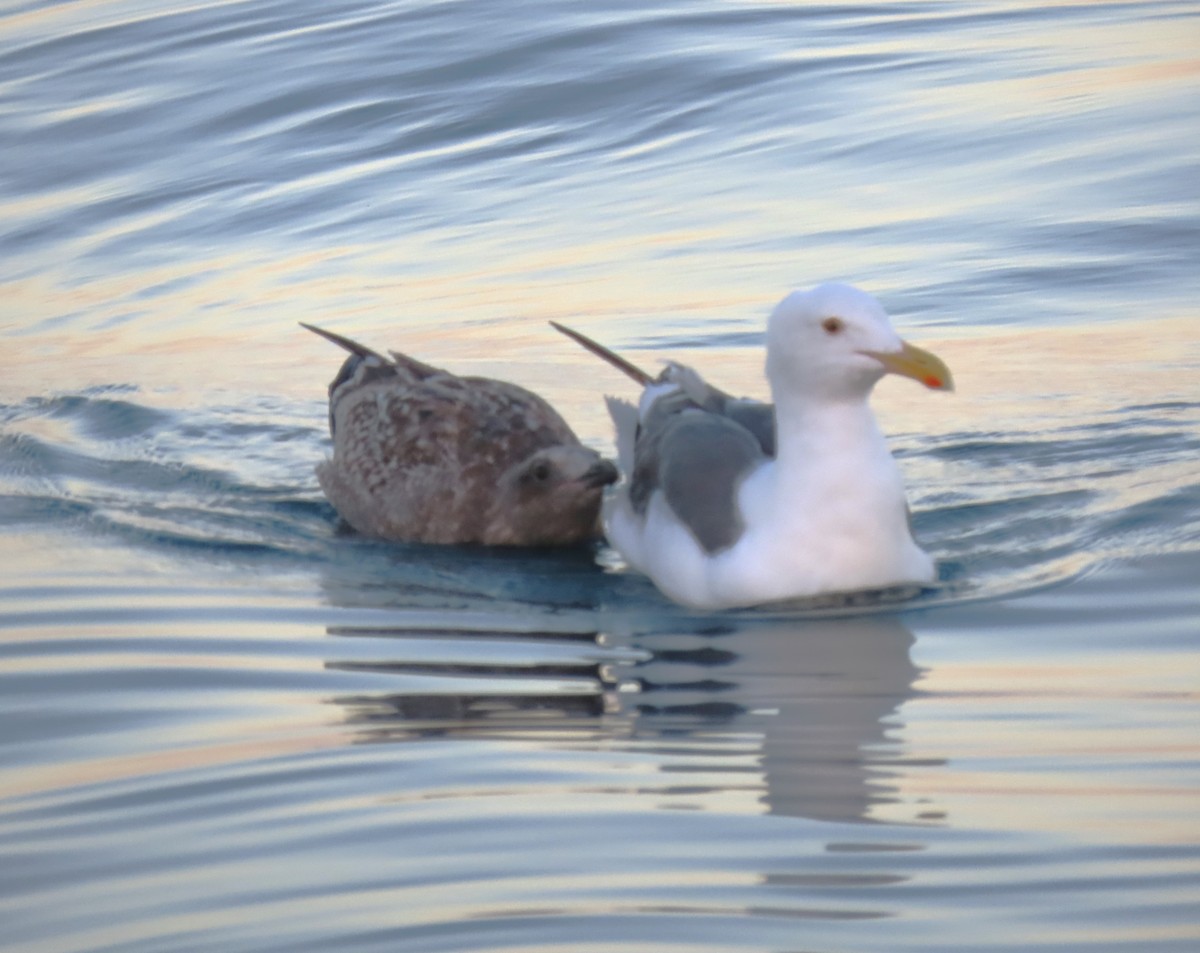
top-left (2, 1), bottom-right (1199, 950)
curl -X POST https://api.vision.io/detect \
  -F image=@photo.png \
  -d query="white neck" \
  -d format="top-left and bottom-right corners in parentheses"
top-left (719, 384), bottom-right (923, 603)
top-left (772, 389), bottom-right (893, 486)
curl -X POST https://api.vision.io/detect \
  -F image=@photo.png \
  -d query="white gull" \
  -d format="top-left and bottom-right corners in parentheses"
top-left (554, 282), bottom-right (953, 609)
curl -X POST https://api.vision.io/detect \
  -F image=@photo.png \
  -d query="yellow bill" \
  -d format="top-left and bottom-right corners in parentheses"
top-left (863, 339), bottom-right (954, 392)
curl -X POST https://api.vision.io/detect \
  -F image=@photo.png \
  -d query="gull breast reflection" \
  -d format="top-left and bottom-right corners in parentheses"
top-left (620, 615), bottom-right (931, 824)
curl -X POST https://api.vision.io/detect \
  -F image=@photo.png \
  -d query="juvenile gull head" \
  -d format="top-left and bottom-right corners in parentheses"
top-left (303, 323), bottom-right (617, 547)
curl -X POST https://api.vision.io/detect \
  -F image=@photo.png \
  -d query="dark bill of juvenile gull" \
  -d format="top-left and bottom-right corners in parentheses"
top-left (551, 282), bottom-right (953, 609)
top-left (302, 323), bottom-right (618, 547)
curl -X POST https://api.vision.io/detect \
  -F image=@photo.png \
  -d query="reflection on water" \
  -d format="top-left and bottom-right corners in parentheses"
top-left (2, 546), bottom-right (1198, 951)
top-left (323, 605), bottom-right (934, 829)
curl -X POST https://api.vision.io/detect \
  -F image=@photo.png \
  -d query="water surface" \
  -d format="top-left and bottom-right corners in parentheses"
top-left (2, 1), bottom-right (1199, 950)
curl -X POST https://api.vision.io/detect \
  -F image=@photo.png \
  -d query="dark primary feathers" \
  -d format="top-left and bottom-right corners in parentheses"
top-left (303, 322), bottom-right (617, 547)
top-left (550, 322), bottom-right (776, 552)
top-left (549, 321), bottom-right (776, 456)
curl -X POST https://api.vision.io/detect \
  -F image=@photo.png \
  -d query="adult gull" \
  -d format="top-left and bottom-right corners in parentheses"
top-left (303, 323), bottom-right (618, 546)
top-left (553, 282), bottom-right (953, 609)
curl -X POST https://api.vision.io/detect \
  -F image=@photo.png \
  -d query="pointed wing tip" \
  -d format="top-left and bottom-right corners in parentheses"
top-left (550, 321), bottom-right (655, 387)
top-left (300, 323), bottom-right (388, 362)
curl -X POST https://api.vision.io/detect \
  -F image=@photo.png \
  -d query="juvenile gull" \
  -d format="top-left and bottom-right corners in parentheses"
top-left (302, 323), bottom-right (618, 546)
top-left (553, 282), bottom-right (953, 609)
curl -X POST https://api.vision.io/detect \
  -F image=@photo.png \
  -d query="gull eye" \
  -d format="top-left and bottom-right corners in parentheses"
top-left (531, 462), bottom-right (551, 482)
top-left (821, 317), bottom-right (844, 335)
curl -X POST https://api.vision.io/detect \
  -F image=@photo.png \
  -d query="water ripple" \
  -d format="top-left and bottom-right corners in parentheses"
top-left (3, 2), bottom-right (1200, 950)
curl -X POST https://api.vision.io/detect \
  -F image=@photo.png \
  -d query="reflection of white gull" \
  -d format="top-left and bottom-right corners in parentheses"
top-left (554, 283), bottom-right (953, 609)
top-left (626, 613), bottom-right (926, 824)
top-left (303, 323), bottom-right (617, 546)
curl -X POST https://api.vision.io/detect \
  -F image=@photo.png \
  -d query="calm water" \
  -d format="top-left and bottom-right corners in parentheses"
top-left (2, 1), bottom-right (1199, 950)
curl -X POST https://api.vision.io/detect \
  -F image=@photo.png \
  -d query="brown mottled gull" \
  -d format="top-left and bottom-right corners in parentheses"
top-left (302, 323), bottom-right (618, 546)
top-left (553, 282), bottom-right (954, 609)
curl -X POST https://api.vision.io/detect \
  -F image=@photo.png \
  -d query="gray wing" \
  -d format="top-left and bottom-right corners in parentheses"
top-left (631, 404), bottom-right (767, 554)
top-left (657, 362), bottom-right (776, 457)
top-left (723, 399), bottom-right (775, 457)
top-left (549, 323), bottom-right (778, 456)
top-left (549, 323), bottom-right (778, 549)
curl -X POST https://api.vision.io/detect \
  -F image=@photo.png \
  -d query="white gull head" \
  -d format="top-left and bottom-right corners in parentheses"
top-left (766, 282), bottom-right (953, 402)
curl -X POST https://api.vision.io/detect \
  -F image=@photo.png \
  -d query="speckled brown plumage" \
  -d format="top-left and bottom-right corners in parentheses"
top-left (303, 323), bottom-right (617, 546)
